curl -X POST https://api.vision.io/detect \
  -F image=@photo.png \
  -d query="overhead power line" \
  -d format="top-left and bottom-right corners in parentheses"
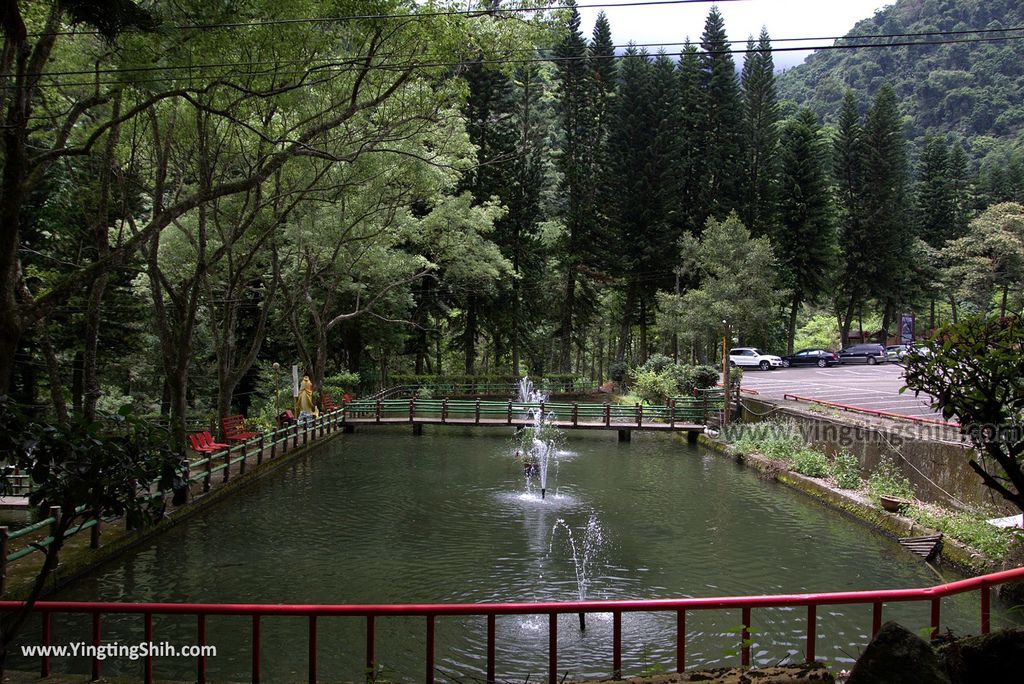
top-left (27, 0), bottom-right (747, 37)
top-left (18, 31), bottom-right (1024, 90)
top-left (32, 24), bottom-right (1024, 79)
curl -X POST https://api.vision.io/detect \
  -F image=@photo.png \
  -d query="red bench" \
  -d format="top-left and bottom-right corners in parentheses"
top-left (322, 393), bottom-right (339, 412)
top-left (220, 415), bottom-right (260, 442)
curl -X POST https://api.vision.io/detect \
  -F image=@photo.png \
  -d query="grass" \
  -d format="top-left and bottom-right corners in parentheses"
top-left (905, 504), bottom-right (1015, 559)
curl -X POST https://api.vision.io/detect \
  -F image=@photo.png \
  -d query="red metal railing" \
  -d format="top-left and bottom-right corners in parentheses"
top-left (3, 566), bottom-right (1022, 683)
top-left (782, 393), bottom-right (960, 429)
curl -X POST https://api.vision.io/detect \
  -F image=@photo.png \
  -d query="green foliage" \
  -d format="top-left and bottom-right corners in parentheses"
top-left (905, 505), bottom-right (1013, 559)
top-left (0, 398), bottom-right (181, 527)
top-left (726, 420), bottom-right (805, 461)
top-left (903, 314), bottom-right (1024, 512)
top-left (942, 203), bottom-right (1024, 314)
top-left (321, 371), bottom-right (362, 399)
top-left (793, 314), bottom-right (840, 351)
top-left (829, 452), bottom-right (863, 489)
top-left (867, 457), bottom-right (915, 501)
top-left (792, 449), bottom-right (829, 478)
top-left (630, 369), bottom-right (678, 405)
top-left (608, 361), bottom-right (629, 384)
top-left (778, 0), bottom-right (1024, 152)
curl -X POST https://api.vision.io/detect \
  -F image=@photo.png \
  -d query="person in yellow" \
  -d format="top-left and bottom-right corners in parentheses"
top-left (296, 374), bottom-right (319, 420)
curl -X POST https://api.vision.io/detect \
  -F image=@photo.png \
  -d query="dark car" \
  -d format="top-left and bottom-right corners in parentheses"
top-left (838, 343), bottom-right (887, 365)
top-left (781, 348), bottom-right (841, 368)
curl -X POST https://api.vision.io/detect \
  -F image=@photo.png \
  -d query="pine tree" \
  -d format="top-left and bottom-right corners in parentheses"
top-left (833, 90), bottom-right (869, 347)
top-left (676, 41), bottom-right (706, 236)
top-left (698, 7), bottom-right (744, 220)
top-left (947, 142), bottom-right (971, 241)
top-left (740, 28), bottom-right (780, 237)
top-left (914, 136), bottom-right (954, 249)
top-left (862, 83), bottom-right (912, 333)
top-left (608, 46), bottom-right (655, 361)
top-left (553, 1), bottom-right (592, 372)
top-left (777, 109), bottom-right (836, 352)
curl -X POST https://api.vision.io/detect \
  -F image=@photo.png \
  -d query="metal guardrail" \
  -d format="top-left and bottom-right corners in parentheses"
top-left (782, 393), bottom-right (960, 429)
top-left (4, 565), bottom-right (1021, 683)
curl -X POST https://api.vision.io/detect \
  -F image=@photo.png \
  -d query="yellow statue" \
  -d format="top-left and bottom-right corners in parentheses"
top-left (296, 375), bottom-right (319, 417)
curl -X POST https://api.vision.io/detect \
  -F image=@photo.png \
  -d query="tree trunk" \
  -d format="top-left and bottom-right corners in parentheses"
top-left (949, 295), bottom-right (959, 324)
top-left (788, 294), bottom-right (800, 355)
top-left (839, 294), bottom-right (856, 348)
top-left (464, 298), bottom-right (477, 375)
top-left (37, 324), bottom-right (68, 425)
top-left (617, 280), bottom-right (635, 362)
top-left (929, 298), bottom-right (935, 331)
top-left (1000, 284), bottom-right (1009, 318)
top-left (559, 265), bottom-right (576, 372)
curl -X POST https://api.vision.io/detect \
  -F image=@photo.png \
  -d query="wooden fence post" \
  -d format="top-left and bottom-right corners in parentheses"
top-left (475, 399), bottom-right (481, 424)
top-left (604, 402), bottom-right (611, 427)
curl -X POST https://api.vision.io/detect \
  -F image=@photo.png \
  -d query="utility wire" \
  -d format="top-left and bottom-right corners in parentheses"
top-left (17, 32), bottom-right (1024, 90)
top-left (26, 0), bottom-right (748, 37)
top-left (31, 24), bottom-right (1024, 79)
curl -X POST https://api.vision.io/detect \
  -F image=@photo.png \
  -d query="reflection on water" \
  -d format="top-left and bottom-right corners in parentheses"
top-left (9, 429), bottom-right (1017, 682)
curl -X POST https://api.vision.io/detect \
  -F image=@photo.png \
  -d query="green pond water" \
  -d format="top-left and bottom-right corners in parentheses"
top-left (11, 429), bottom-right (1018, 682)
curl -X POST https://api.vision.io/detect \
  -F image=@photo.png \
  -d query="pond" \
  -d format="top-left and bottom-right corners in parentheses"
top-left (11, 428), bottom-right (1016, 682)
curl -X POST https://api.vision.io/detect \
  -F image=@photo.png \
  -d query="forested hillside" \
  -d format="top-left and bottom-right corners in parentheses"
top-left (778, 0), bottom-right (1024, 153)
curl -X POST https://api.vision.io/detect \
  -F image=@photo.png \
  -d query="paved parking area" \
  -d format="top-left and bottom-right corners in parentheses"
top-left (737, 363), bottom-right (944, 420)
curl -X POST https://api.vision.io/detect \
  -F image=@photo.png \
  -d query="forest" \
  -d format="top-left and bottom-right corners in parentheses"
top-left (3, 0), bottom-right (1024, 443)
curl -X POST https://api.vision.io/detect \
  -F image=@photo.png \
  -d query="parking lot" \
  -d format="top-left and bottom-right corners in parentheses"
top-left (737, 363), bottom-right (944, 421)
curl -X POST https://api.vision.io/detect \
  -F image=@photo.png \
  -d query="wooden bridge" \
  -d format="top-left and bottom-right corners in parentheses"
top-left (341, 395), bottom-right (723, 441)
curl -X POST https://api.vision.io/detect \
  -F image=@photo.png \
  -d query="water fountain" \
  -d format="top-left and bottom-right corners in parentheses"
top-left (550, 512), bottom-right (606, 631)
top-left (516, 377), bottom-right (558, 499)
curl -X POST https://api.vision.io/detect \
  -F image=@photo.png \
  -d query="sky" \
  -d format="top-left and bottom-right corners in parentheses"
top-left (575, 0), bottom-right (894, 70)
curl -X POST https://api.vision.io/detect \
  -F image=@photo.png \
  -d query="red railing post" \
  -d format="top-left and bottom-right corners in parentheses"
top-left (676, 610), bottom-right (686, 673)
top-left (981, 585), bottom-right (991, 634)
top-left (308, 615), bottom-right (318, 684)
top-left (143, 611), bottom-right (154, 684)
top-left (872, 601), bottom-right (883, 636)
top-left (806, 604), bottom-right (817, 663)
top-left (548, 613), bottom-right (558, 684)
top-left (741, 606), bottom-right (751, 666)
top-left (487, 614), bottom-right (496, 683)
top-left (426, 615), bottom-right (436, 684)
top-left (613, 610), bottom-right (622, 678)
top-left (252, 614), bottom-right (262, 683)
top-left (41, 611), bottom-right (51, 677)
top-left (366, 615), bottom-right (375, 674)
top-left (197, 614), bottom-right (207, 684)
top-left (91, 611), bottom-right (101, 681)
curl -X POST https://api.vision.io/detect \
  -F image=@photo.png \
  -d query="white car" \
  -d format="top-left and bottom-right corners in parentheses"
top-left (729, 347), bottom-right (784, 370)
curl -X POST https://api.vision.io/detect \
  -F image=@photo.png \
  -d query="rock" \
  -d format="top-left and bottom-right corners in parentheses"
top-left (846, 621), bottom-right (950, 684)
top-left (937, 629), bottom-right (1024, 684)
top-left (571, 663), bottom-right (834, 683)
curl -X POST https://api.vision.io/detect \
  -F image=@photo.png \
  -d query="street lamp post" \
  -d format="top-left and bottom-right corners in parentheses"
top-left (272, 362), bottom-right (281, 424)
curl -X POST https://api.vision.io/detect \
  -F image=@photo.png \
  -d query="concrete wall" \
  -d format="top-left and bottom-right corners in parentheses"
top-left (737, 398), bottom-right (1013, 513)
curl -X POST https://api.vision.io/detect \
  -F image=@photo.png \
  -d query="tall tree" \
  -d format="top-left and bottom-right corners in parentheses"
top-left (776, 109), bottom-right (836, 353)
top-left (740, 28), bottom-right (780, 238)
top-left (698, 6), bottom-right (745, 220)
top-left (676, 42), bottom-right (706, 236)
top-left (862, 83), bottom-right (912, 334)
top-left (553, 1), bottom-right (593, 372)
top-left (833, 91), bottom-right (870, 347)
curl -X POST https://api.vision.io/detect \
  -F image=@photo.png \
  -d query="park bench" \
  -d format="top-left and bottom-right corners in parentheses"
top-left (321, 393), bottom-right (339, 412)
top-left (220, 415), bottom-right (260, 442)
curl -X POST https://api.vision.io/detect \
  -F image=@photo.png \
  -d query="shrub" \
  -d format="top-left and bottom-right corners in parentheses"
top-left (728, 420), bottom-right (804, 461)
top-left (829, 452), bottom-right (863, 489)
top-left (609, 361), bottom-right (629, 384)
top-left (792, 448), bottom-right (829, 478)
top-left (679, 365), bottom-right (720, 395)
top-left (636, 353), bottom-right (674, 375)
top-left (867, 457), bottom-right (915, 500)
top-left (630, 369), bottom-right (678, 405)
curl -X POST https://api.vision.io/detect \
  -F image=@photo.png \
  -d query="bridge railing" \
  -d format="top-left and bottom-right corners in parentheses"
top-left (343, 397), bottom-right (715, 426)
top-left (4, 565), bottom-right (1021, 684)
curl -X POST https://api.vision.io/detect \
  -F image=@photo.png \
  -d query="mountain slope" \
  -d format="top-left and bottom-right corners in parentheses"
top-left (777, 0), bottom-right (1024, 152)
